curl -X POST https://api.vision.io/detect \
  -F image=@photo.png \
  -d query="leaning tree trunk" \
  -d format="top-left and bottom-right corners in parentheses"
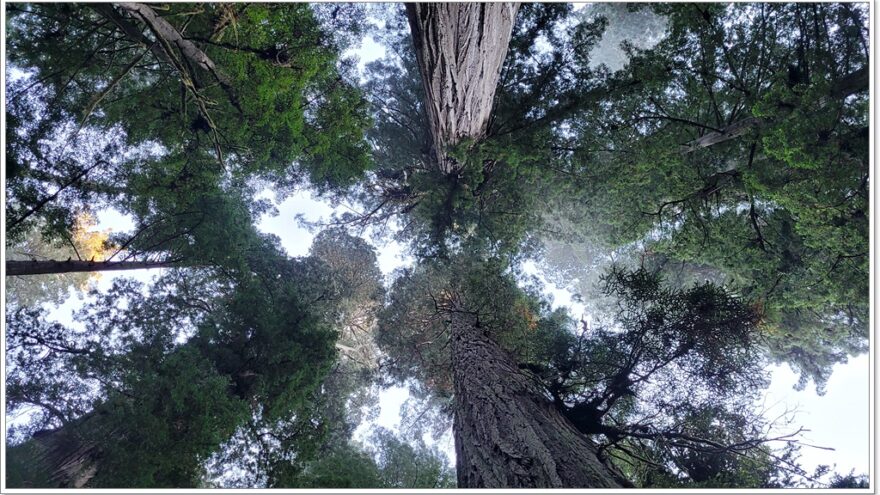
top-left (448, 308), bottom-right (625, 488)
top-left (405, 2), bottom-right (518, 173)
top-left (681, 66), bottom-right (869, 153)
top-left (6, 413), bottom-right (106, 488)
top-left (6, 259), bottom-right (179, 276)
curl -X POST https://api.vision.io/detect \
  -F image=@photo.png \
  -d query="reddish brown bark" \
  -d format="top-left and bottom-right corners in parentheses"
top-left (448, 309), bottom-right (626, 488)
top-left (406, 3), bottom-right (518, 172)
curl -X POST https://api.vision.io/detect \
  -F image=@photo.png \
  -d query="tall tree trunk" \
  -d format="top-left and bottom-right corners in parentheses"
top-left (6, 259), bottom-right (179, 276)
top-left (7, 413), bottom-right (105, 488)
top-left (406, 2), bottom-right (518, 172)
top-left (407, 4), bottom-right (625, 486)
top-left (449, 309), bottom-right (625, 488)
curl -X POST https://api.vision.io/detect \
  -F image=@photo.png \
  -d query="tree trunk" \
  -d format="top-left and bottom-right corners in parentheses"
top-left (116, 3), bottom-right (234, 90)
top-left (406, 2), bottom-right (518, 172)
top-left (6, 259), bottom-right (178, 276)
top-left (449, 309), bottom-right (625, 488)
top-left (406, 5), bottom-right (625, 486)
top-left (91, 4), bottom-right (171, 66)
top-left (7, 413), bottom-right (105, 488)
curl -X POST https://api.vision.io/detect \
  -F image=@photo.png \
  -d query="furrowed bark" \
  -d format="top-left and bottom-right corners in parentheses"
top-left (449, 309), bottom-right (625, 488)
top-left (7, 413), bottom-right (106, 488)
top-left (6, 259), bottom-right (179, 276)
top-left (406, 5), bottom-right (625, 486)
top-left (406, 3), bottom-right (519, 172)
top-left (681, 67), bottom-right (869, 153)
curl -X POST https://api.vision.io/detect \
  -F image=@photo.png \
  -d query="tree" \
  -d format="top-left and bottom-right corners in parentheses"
top-left (4, 5), bottom-right (379, 487)
top-left (282, 428), bottom-right (455, 488)
top-left (5, 2), bottom-right (372, 273)
top-left (376, 256), bottom-right (629, 487)
top-left (328, 4), bottom-right (560, 258)
top-left (200, 229), bottom-right (387, 488)
top-left (6, 216), bottom-right (383, 487)
top-left (543, 3), bottom-right (868, 392)
top-left (356, 4), bottom-right (804, 487)
top-left (5, 2), bottom-right (868, 489)
top-left (377, 257), bottom-right (825, 488)
top-left (361, 4), bottom-right (636, 487)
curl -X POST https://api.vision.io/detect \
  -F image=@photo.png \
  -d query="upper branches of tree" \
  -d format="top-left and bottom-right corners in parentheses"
top-left (534, 2), bottom-right (868, 392)
top-left (5, 3), bottom-right (373, 278)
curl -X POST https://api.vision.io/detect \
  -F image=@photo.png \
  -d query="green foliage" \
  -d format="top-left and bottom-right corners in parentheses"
top-left (529, 2), bottom-right (868, 391)
top-left (4, 225), bottom-right (383, 487)
top-left (5, 2), bottom-right (869, 489)
top-left (405, 138), bottom-right (555, 258)
top-left (284, 443), bottom-right (384, 488)
top-left (5, 221), bottom-right (94, 308)
top-left (6, 3), bottom-right (371, 187)
top-left (285, 429), bottom-right (455, 488)
top-left (91, 347), bottom-right (249, 487)
top-left (5, 442), bottom-right (54, 488)
top-left (617, 408), bottom-right (796, 488)
top-left (335, 5), bottom-right (581, 260)
top-left (376, 253), bottom-right (789, 488)
top-left (510, 267), bottom-right (799, 488)
top-left (827, 471), bottom-right (869, 489)
top-left (522, 266), bottom-right (766, 413)
top-left (5, 3), bottom-right (372, 269)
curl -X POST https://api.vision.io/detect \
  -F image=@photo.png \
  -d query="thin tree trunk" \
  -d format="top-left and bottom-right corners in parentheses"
top-left (449, 309), bottom-right (625, 488)
top-left (6, 259), bottom-right (179, 276)
top-left (406, 3), bottom-right (519, 172)
top-left (91, 4), bottom-right (172, 65)
top-left (679, 117), bottom-right (763, 153)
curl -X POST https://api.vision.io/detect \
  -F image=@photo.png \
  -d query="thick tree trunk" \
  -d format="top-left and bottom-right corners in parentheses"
top-left (6, 259), bottom-right (178, 276)
top-left (407, 4), bottom-right (625, 486)
top-left (7, 413), bottom-right (105, 488)
top-left (406, 3), bottom-right (518, 172)
top-left (449, 309), bottom-right (625, 488)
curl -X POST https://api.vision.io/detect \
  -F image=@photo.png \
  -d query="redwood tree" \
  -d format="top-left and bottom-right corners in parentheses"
top-left (391, 4), bottom-right (625, 487)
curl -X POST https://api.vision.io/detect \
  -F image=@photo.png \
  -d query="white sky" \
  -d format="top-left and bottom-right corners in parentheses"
top-left (14, 2), bottom-right (870, 485)
top-left (248, 191), bottom-right (870, 478)
top-left (281, 6), bottom-right (871, 477)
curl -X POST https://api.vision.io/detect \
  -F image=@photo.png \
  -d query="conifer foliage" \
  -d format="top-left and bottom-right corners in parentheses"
top-left (4, 2), bottom-right (869, 490)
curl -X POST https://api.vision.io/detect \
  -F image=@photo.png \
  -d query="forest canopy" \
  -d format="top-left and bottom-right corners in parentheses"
top-left (3, 2), bottom-right (870, 490)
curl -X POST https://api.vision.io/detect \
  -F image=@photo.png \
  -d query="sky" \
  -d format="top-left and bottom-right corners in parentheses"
top-left (253, 191), bottom-right (871, 477)
top-left (263, 3), bottom-right (871, 477)
top-left (27, 188), bottom-right (872, 477)
top-left (10, 1), bottom-right (870, 485)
